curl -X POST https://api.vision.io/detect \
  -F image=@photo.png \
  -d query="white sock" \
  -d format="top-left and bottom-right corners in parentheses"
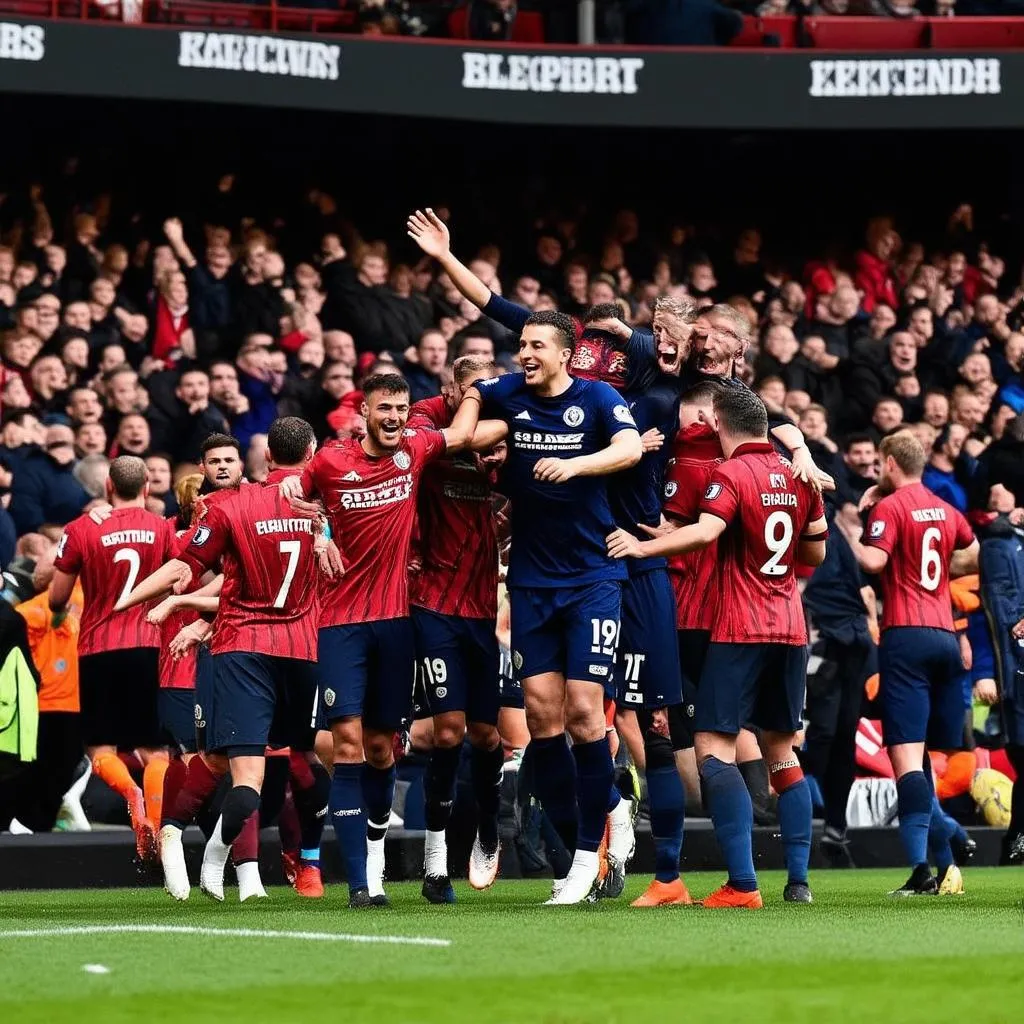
top-left (236, 860), bottom-right (265, 900)
top-left (205, 817), bottom-right (231, 867)
top-left (424, 829), bottom-right (448, 878)
top-left (569, 849), bottom-right (599, 877)
top-left (366, 836), bottom-right (386, 897)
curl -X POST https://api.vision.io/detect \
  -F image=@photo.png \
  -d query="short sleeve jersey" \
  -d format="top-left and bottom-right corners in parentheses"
top-left (698, 441), bottom-right (826, 645)
top-left (54, 506), bottom-right (175, 656)
top-left (865, 481), bottom-right (975, 633)
top-left (476, 372), bottom-right (638, 588)
top-left (300, 429), bottom-right (447, 625)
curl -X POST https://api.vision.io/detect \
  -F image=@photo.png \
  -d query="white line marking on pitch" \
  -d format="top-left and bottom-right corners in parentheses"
top-left (0, 925), bottom-right (450, 948)
top-left (82, 964), bottom-right (110, 974)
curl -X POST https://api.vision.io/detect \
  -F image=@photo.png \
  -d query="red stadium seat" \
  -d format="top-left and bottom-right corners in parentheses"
top-left (731, 14), bottom-right (798, 48)
top-left (448, 8), bottom-right (544, 43)
top-left (930, 16), bottom-right (1024, 50)
top-left (804, 16), bottom-right (927, 51)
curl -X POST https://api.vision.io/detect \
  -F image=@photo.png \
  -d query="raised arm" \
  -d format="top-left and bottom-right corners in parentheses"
top-left (163, 218), bottom-right (198, 270)
top-left (407, 209), bottom-right (491, 310)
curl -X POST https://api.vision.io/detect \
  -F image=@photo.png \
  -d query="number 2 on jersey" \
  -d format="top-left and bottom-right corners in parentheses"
top-left (760, 510), bottom-right (793, 576)
top-left (274, 540), bottom-right (301, 609)
top-left (919, 527), bottom-right (942, 592)
top-left (114, 548), bottom-right (141, 608)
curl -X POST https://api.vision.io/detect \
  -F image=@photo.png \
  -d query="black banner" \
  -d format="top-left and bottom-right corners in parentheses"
top-left (0, 17), bottom-right (1021, 129)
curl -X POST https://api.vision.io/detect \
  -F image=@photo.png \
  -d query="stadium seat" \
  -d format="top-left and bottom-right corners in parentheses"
top-left (448, 8), bottom-right (544, 43)
top-left (930, 16), bottom-right (1024, 50)
top-left (804, 16), bottom-right (928, 51)
top-left (731, 14), bottom-right (798, 48)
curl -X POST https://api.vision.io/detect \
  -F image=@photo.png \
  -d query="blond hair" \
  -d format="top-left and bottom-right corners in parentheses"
top-left (879, 429), bottom-right (926, 477)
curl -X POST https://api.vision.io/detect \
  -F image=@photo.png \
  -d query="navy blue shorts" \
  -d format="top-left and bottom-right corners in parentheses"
top-left (879, 627), bottom-right (965, 749)
top-left (696, 642), bottom-right (807, 736)
top-left (412, 608), bottom-right (500, 725)
top-left (616, 569), bottom-right (683, 711)
top-left (509, 581), bottom-right (622, 695)
top-left (194, 645), bottom-right (214, 753)
top-left (206, 652), bottom-right (319, 757)
top-left (318, 619), bottom-right (416, 732)
top-left (158, 687), bottom-right (198, 754)
top-left (499, 645), bottom-right (524, 710)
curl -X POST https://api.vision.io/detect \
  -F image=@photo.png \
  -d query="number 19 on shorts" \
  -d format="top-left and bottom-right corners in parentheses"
top-left (590, 618), bottom-right (620, 656)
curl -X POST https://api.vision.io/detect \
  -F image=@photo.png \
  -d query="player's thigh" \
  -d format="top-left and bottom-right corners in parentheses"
top-left (618, 570), bottom-right (683, 712)
top-left (509, 587), bottom-right (563, 681)
top-left (463, 619), bottom-right (501, 728)
top-left (879, 628), bottom-right (931, 747)
top-left (273, 657), bottom-right (320, 753)
top-left (563, 580), bottom-right (622, 695)
top-left (926, 630), bottom-right (971, 751)
top-left (412, 608), bottom-right (471, 719)
top-left (694, 642), bottom-right (764, 737)
top-left (209, 652), bottom-right (277, 755)
top-left (364, 618), bottom-right (417, 733)
top-left (751, 644), bottom-right (808, 735)
top-left (317, 624), bottom-right (371, 723)
top-left (158, 687), bottom-right (198, 755)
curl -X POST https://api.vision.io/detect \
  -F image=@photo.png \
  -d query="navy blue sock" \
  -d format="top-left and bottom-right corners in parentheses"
top-left (470, 743), bottom-right (504, 851)
top-left (647, 765), bottom-right (685, 883)
top-left (424, 744), bottom-right (462, 833)
top-left (362, 763), bottom-right (396, 842)
top-left (572, 737), bottom-right (615, 853)
top-left (701, 756), bottom-right (757, 892)
top-left (330, 763), bottom-right (367, 891)
top-left (929, 797), bottom-right (955, 873)
top-left (529, 735), bottom-right (578, 862)
top-left (775, 777), bottom-right (812, 885)
top-left (896, 771), bottom-right (932, 869)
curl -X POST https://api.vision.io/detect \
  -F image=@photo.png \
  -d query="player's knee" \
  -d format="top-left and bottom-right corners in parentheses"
top-left (205, 753), bottom-right (230, 777)
top-left (313, 730), bottom-right (334, 772)
top-left (467, 721), bottom-right (500, 750)
top-left (434, 714), bottom-right (467, 750)
top-left (694, 731), bottom-right (735, 766)
top-left (564, 705), bottom-right (606, 744)
top-left (363, 733), bottom-right (394, 768)
top-left (644, 728), bottom-right (675, 773)
top-left (331, 719), bottom-right (363, 763)
top-left (525, 704), bottom-right (561, 739)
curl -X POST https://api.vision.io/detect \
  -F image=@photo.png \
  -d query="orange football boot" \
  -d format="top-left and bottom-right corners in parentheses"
top-left (700, 884), bottom-right (763, 909)
top-left (127, 787), bottom-right (157, 863)
top-left (631, 878), bottom-right (693, 907)
top-left (294, 863), bottom-right (325, 898)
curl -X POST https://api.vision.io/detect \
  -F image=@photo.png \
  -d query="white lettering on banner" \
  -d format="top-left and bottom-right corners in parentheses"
top-left (0, 23), bottom-right (44, 62)
top-left (809, 58), bottom-right (1000, 99)
top-left (100, 530), bottom-right (156, 547)
top-left (462, 52), bottom-right (644, 95)
top-left (178, 31), bottom-right (340, 82)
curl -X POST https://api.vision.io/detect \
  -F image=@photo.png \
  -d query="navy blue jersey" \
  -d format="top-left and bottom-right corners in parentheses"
top-left (477, 372), bottom-right (638, 588)
top-left (610, 378), bottom-right (679, 575)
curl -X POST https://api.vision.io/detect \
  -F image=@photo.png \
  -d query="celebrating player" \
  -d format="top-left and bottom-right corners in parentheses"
top-left (282, 373), bottom-right (484, 907)
top-left (837, 430), bottom-right (979, 896)
top-left (608, 388), bottom-right (827, 907)
top-left (49, 455), bottom-right (176, 863)
top-left (467, 311), bottom-right (643, 905)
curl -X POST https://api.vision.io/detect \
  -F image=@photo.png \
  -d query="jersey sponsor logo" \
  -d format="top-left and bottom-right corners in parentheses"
top-left (704, 483), bottom-right (722, 501)
top-left (339, 474), bottom-right (413, 510)
top-left (461, 52), bottom-right (644, 95)
top-left (910, 507), bottom-right (948, 523)
top-left (192, 525), bottom-right (212, 547)
top-left (342, 470), bottom-right (362, 482)
top-left (100, 529), bottom-right (157, 547)
top-left (870, 520), bottom-right (886, 538)
top-left (563, 405), bottom-right (585, 427)
top-left (254, 518), bottom-right (313, 536)
top-left (393, 451), bottom-right (411, 471)
top-left (612, 404), bottom-right (636, 425)
top-left (664, 481), bottom-right (678, 499)
top-left (514, 410), bottom-right (532, 421)
top-left (513, 430), bottom-right (584, 452)
top-left (178, 30), bottom-right (340, 81)
top-left (323, 687), bottom-right (336, 707)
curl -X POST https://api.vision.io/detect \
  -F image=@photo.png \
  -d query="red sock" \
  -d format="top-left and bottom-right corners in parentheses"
top-left (166, 756), bottom-right (220, 828)
top-left (288, 750), bottom-right (315, 791)
top-left (162, 759), bottom-right (188, 823)
top-left (232, 810), bottom-right (260, 865)
top-left (277, 790), bottom-right (301, 855)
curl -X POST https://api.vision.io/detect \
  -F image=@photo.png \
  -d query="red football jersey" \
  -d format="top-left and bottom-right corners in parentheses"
top-left (663, 422), bottom-right (724, 632)
top-left (180, 469), bottom-right (320, 660)
top-left (300, 428), bottom-right (447, 625)
top-left (55, 506), bottom-right (175, 656)
top-left (159, 528), bottom-right (200, 690)
top-left (698, 441), bottom-right (826, 645)
top-left (408, 396), bottom-right (498, 620)
top-left (865, 481), bottom-right (974, 632)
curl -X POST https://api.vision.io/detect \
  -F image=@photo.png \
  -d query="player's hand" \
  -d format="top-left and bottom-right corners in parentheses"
top-left (288, 495), bottom-right (323, 520)
top-left (858, 485), bottom-right (882, 513)
top-left (649, 709), bottom-right (670, 738)
top-left (973, 678), bottom-right (998, 705)
top-left (533, 457), bottom-right (577, 484)
top-left (959, 633), bottom-right (973, 672)
top-left (169, 563), bottom-right (194, 596)
top-left (88, 502), bottom-right (113, 525)
top-left (640, 428), bottom-right (665, 453)
top-left (606, 528), bottom-right (643, 559)
top-left (147, 596), bottom-right (179, 626)
top-left (317, 538), bottom-right (344, 580)
top-left (1012, 617), bottom-right (1024, 640)
top-left (407, 208), bottom-right (451, 260)
top-left (790, 447), bottom-right (825, 492)
top-left (170, 620), bottom-right (208, 659)
top-left (279, 475), bottom-right (304, 502)
top-left (585, 317), bottom-right (632, 341)
top-left (50, 607), bottom-right (68, 630)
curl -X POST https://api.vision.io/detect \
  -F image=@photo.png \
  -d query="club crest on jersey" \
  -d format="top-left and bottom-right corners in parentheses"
top-left (563, 405), bottom-right (585, 427)
top-left (664, 482), bottom-right (678, 498)
top-left (613, 404), bottom-right (635, 425)
top-left (192, 525), bottom-right (212, 547)
top-left (393, 451), bottom-right (411, 471)
top-left (324, 688), bottom-right (336, 708)
top-left (870, 520), bottom-right (886, 538)
top-left (704, 483), bottom-right (722, 501)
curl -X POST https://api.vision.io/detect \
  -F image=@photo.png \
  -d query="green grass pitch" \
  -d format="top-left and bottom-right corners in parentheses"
top-left (1, 870), bottom-right (1022, 1024)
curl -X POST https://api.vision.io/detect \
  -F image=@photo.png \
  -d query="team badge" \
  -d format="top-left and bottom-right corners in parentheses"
top-left (435, 686), bottom-right (447, 699)
top-left (704, 483), bottom-right (722, 501)
top-left (613, 404), bottom-right (635, 425)
top-left (563, 405), bottom-right (585, 427)
top-left (192, 525), bottom-right (211, 547)
top-left (664, 482), bottom-right (678, 498)
top-left (512, 650), bottom-right (523, 671)
top-left (870, 520), bottom-right (886, 538)
top-left (324, 688), bottom-right (336, 708)
top-left (393, 451), bottom-right (411, 470)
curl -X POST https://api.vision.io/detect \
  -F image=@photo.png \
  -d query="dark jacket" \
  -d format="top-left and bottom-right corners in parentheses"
top-left (146, 372), bottom-right (231, 465)
top-left (978, 518), bottom-right (1024, 704)
top-left (8, 451), bottom-right (91, 534)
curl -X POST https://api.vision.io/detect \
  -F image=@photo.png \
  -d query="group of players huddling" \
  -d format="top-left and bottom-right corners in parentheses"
top-left (47, 210), bottom-right (979, 908)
